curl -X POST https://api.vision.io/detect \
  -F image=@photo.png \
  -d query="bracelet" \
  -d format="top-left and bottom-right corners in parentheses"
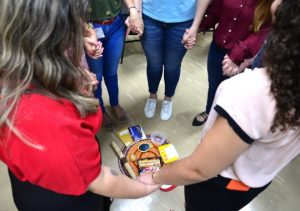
top-left (152, 169), bottom-right (160, 184)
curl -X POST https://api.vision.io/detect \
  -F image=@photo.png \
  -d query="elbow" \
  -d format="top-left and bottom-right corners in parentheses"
top-left (184, 166), bottom-right (213, 184)
top-left (192, 168), bottom-right (213, 183)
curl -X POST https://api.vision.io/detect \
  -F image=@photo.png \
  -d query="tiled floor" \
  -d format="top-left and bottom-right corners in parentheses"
top-left (0, 33), bottom-right (300, 211)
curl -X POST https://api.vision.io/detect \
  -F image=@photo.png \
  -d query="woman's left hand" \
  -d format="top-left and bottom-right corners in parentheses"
top-left (182, 28), bottom-right (198, 50)
top-left (222, 55), bottom-right (240, 77)
top-left (85, 39), bottom-right (103, 59)
top-left (137, 172), bottom-right (157, 185)
top-left (127, 9), bottom-right (144, 36)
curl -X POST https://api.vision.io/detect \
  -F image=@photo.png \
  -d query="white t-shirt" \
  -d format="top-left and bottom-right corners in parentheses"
top-left (202, 68), bottom-right (300, 188)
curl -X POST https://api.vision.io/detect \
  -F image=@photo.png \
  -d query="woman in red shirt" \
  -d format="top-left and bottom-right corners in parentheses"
top-left (192, 0), bottom-right (273, 126)
top-left (0, 0), bottom-right (158, 211)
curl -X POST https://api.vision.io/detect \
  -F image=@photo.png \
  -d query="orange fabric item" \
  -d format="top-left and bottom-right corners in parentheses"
top-left (226, 179), bottom-right (250, 192)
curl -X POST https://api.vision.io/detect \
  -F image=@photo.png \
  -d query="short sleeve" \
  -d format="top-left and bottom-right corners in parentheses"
top-left (8, 94), bottom-right (102, 195)
top-left (213, 69), bottom-right (276, 144)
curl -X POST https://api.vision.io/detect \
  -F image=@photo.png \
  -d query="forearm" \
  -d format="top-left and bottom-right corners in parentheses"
top-left (89, 166), bottom-right (155, 198)
top-left (153, 154), bottom-right (211, 186)
top-left (133, 0), bottom-right (142, 13)
top-left (124, 0), bottom-right (143, 35)
top-left (122, 0), bottom-right (135, 8)
top-left (123, 0), bottom-right (139, 18)
top-left (190, 0), bottom-right (211, 31)
top-left (154, 117), bottom-right (249, 186)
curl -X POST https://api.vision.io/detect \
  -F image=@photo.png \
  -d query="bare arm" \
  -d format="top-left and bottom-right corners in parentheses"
top-left (182, 0), bottom-right (211, 49)
top-left (88, 165), bottom-right (159, 198)
top-left (123, 0), bottom-right (144, 35)
top-left (140, 116), bottom-right (249, 185)
top-left (190, 0), bottom-right (211, 33)
top-left (133, 0), bottom-right (142, 13)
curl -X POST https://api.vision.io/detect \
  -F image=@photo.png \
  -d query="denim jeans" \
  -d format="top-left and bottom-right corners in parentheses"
top-left (205, 41), bottom-right (229, 114)
top-left (86, 15), bottom-right (125, 112)
top-left (141, 15), bottom-right (192, 97)
top-left (251, 43), bottom-right (265, 69)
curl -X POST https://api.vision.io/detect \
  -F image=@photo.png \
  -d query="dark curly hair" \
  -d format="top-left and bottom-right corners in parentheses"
top-left (265, 0), bottom-right (300, 131)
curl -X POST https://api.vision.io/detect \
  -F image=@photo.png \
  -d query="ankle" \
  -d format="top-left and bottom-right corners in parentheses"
top-left (149, 93), bottom-right (157, 100)
top-left (164, 96), bottom-right (172, 102)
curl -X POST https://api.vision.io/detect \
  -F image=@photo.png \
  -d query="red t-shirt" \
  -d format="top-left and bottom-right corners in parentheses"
top-left (0, 93), bottom-right (102, 196)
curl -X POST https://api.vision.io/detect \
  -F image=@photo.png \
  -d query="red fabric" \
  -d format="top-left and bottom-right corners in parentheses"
top-left (200, 0), bottom-right (271, 65)
top-left (0, 94), bottom-right (102, 196)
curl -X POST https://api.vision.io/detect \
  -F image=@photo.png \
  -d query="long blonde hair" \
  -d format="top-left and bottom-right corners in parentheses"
top-left (0, 0), bottom-right (98, 146)
top-left (253, 0), bottom-right (274, 32)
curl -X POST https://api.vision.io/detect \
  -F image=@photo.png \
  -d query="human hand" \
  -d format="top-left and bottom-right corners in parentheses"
top-left (80, 68), bottom-right (99, 96)
top-left (126, 10), bottom-right (144, 36)
top-left (239, 58), bottom-right (254, 72)
top-left (137, 172), bottom-right (157, 185)
top-left (84, 68), bottom-right (99, 89)
top-left (137, 172), bottom-right (160, 195)
top-left (84, 37), bottom-right (104, 59)
top-left (181, 28), bottom-right (197, 50)
top-left (222, 54), bottom-right (240, 77)
top-left (143, 182), bottom-right (160, 194)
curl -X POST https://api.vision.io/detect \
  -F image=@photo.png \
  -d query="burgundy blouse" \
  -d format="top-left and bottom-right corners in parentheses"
top-left (200, 0), bottom-right (271, 65)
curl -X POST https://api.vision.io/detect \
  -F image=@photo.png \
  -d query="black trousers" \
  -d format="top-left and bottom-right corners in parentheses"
top-left (8, 170), bottom-right (111, 211)
top-left (184, 176), bottom-right (271, 211)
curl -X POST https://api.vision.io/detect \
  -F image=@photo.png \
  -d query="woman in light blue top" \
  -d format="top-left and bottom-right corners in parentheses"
top-left (134, 0), bottom-right (210, 121)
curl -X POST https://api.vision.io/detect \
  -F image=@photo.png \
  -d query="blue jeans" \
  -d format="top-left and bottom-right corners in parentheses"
top-left (141, 15), bottom-right (192, 97)
top-left (86, 15), bottom-right (125, 112)
top-left (205, 41), bottom-right (229, 114)
top-left (251, 43), bottom-right (265, 69)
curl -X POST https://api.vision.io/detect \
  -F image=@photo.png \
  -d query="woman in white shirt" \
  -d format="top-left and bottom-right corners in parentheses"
top-left (139, 0), bottom-right (300, 210)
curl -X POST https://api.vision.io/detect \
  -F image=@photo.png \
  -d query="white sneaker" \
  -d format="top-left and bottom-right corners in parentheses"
top-left (144, 99), bottom-right (157, 118)
top-left (160, 100), bottom-right (173, 121)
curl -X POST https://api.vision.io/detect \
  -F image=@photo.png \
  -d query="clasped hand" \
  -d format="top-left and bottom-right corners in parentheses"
top-left (182, 28), bottom-right (197, 50)
top-left (222, 55), bottom-right (255, 77)
top-left (137, 172), bottom-right (158, 186)
top-left (125, 10), bottom-right (144, 36)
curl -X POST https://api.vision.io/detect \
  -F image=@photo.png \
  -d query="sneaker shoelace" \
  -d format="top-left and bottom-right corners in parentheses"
top-left (162, 101), bottom-right (171, 112)
top-left (146, 99), bottom-right (156, 111)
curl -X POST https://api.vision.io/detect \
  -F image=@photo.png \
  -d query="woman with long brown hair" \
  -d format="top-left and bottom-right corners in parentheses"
top-left (0, 1), bottom-right (158, 210)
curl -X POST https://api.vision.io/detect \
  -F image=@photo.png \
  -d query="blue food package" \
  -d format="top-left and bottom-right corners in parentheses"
top-left (128, 125), bottom-right (146, 141)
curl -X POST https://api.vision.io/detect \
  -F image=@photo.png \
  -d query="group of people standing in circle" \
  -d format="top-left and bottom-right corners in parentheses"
top-left (86, 0), bottom-right (212, 129)
top-left (1, 0), bottom-right (300, 211)
top-left (87, 0), bottom-right (274, 131)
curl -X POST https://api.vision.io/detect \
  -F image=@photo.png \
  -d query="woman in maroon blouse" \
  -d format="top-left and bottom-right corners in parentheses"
top-left (0, 0), bottom-right (158, 211)
top-left (192, 0), bottom-right (273, 126)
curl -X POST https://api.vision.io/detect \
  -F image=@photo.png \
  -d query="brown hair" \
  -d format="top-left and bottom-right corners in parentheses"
top-left (0, 0), bottom-right (98, 148)
top-left (253, 0), bottom-right (273, 32)
top-left (265, 0), bottom-right (300, 131)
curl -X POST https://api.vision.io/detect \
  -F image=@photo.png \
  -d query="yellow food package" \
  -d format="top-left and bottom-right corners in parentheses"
top-left (158, 144), bottom-right (179, 164)
top-left (117, 128), bottom-right (134, 147)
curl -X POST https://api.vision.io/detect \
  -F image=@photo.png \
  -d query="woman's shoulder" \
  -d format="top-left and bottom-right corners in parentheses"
top-left (17, 93), bottom-right (101, 134)
top-left (220, 68), bottom-right (270, 97)
top-left (19, 93), bottom-right (82, 120)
